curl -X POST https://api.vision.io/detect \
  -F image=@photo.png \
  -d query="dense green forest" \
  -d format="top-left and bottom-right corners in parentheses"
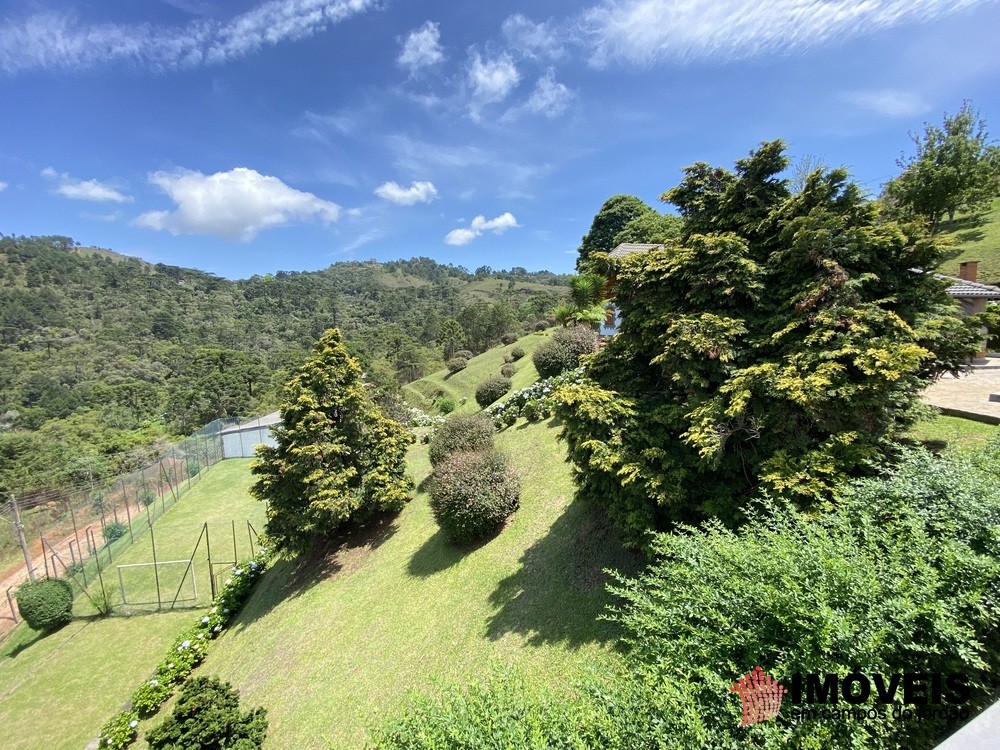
top-left (0, 234), bottom-right (566, 497)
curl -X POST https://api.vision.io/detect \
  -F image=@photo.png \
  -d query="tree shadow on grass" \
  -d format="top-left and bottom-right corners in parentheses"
top-left (226, 511), bottom-right (400, 634)
top-left (408, 525), bottom-right (502, 577)
top-left (485, 500), bottom-right (644, 650)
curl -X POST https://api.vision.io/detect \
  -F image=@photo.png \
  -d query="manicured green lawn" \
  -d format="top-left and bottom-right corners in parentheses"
top-left (907, 413), bottom-right (998, 451)
top-left (404, 329), bottom-right (552, 414)
top-left (0, 609), bottom-right (194, 750)
top-left (203, 419), bottom-right (640, 749)
top-left (937, 198), bottom-right (1000, 283)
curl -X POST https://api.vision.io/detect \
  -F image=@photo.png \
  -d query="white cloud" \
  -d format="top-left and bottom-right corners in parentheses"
top-left (0, 0), bottom-right (379, 74)
top-left (511, 69), bottom-right (574, 119)
top-left (133, 167), bottom-right (340, 241)
top-left (501, 14), bottom-right (567, 60)
top-left (579, 0), bottom-right (990, 66)
top-left (467, 51), bottom-right (520, 111)
top-left (398, 21), bottom-right (445, 74)
top-left (840, 89), bottom-right (930, 117)
top-left (0, 181), bottom-right (7, 192)
top-left (41, 167), bottom-right (132, 202)
top-left (444, 211), bottom-right (519, 245)
top-left (374, 180), bottom-right (439, 205)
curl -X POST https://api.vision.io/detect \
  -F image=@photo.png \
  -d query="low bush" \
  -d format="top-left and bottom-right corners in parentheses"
top-left (436, 396), bottom-right (456, 415)
top-left (474, 375), bottom-right (511, 408)
top-left (428, 413), bottom-right (495, 467)
top-left (534, 321), bottom-right (548, 332)
top-left (500, 332), bottom-right (519, 345)
top-left (15, 578), bottom-right (73, 631)
top-left (445, 357), bottom-right (467, 373)
top-left (532, 326), bottom-right (597, 378)
top-left (138, 488), bottom-right (157, 507)
top-left (429, 450), bottom-right (520, 544)
top-left (103, 521), bottom-right (128, 544)
top-left (146, 677), bottom-right (267, 750)
top-left (454, 350), bottom-right (474, 361)
top-left (500, 363), bottom-right (516, 378)
top-left (510, 346), bottom-right (525, 360)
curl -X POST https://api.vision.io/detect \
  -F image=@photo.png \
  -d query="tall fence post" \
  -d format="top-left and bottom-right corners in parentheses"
top-left (7, 494), bottom-right (37, 582)
top-left (150, 524), bottom-right (162, 611)
top-left (6, 587), bottom-right (18, 622)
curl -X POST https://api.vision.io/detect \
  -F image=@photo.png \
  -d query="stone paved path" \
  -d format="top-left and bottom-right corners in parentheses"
top-left (922, 355), bottom-right (1000, 423)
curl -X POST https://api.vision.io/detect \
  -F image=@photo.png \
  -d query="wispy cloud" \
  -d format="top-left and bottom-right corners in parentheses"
top-left (578, 0), bottom-right (990, 67)
top-left (0, 0), bottom-right (380, 74)
top-left (444, 211), bottom-right (519, 245)
top-left (501, 14), bottom-right (567, 60)
top-left (840, 89), bottom-right (930, 117)
top-left (375, 180), bottom-right (439, 205)
top-left (0, 181), bottom-right (7, 192)
top-left (41, 167), bottom-right (132, 202)
top-left (398, 21), bottom-right (445, 75)
top-left (339, 228), bottom-right (384, 253)
top-left (504, 69), bottom-right (574, 121)
top-left (387, 135), bottom-right (549, 187)
top-left (134, 167), bottom-right (340, 241)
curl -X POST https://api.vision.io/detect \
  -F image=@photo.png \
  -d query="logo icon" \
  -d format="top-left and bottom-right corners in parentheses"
top-left (730, 666), bottom-right (788, 726)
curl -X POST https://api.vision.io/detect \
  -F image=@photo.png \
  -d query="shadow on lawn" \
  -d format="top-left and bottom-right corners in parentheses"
top-left (485, 500), bottom-right (644, 650)
top-left (227, 511), bottom-right (400, 633)
top-left (408, 526), bottom-right (501, 577)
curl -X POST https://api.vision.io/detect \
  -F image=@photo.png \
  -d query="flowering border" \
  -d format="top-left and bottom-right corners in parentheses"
top-left (96, 548), bottom-right (271, 749)
top-left (483, 368), bottom-right (584, 428)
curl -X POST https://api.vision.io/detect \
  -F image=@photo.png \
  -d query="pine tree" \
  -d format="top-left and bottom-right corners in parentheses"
top-left (251, 328), bottom-right (413, 553)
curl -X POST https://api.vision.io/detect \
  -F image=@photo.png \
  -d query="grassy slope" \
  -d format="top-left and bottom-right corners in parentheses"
top-left (404, 329), bottom-right (552, 414)
top-left (936, 197), bottom-right (1000, 284)
top-left (0, 459), bottom-right (264, 750)
top-left (203, 420), bottom-right (640, 749)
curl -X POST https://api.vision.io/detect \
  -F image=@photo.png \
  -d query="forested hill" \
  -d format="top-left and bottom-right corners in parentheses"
top-left (0, 234), bottom-right (566, 496)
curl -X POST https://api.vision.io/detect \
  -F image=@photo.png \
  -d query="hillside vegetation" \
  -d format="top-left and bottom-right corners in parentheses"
top-left (937, 197), bottom-right (1000, 283)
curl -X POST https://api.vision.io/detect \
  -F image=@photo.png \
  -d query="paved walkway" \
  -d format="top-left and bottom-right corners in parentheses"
top-left (922, 355), bottom-right (1000, 423)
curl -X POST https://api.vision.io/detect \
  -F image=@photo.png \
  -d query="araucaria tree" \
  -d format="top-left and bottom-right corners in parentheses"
top-left (559, 141), bottom-right (982, 548)
top-left (251, 328), bottom-right (413, 554)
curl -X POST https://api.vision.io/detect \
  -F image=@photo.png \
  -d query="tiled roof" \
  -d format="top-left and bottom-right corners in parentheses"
top-left (608, 242), bottom-right (664, 258)
top-left (940, 276), bottom-right (1000, 300)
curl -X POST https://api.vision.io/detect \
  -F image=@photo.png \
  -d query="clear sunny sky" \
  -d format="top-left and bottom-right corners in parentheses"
top-left (0, 0), bottom-right (998, 278)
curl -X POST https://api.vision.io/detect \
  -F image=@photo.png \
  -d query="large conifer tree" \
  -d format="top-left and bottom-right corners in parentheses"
top-left (251, 328), bottom-right (413, 553)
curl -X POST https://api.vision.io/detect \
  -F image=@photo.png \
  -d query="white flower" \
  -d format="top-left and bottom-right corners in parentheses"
top-left (214, 625), bottom-right (222, 632)
top-left (197, 634), bottom-right (204, 639)
top-left (181, 640), bottom-right (190, 649)
top-left (223, 607), bottom-right (230, 614)
top-left (250, 562), bottom-right (258, 569)
top-left (167, 662), bottom-right (174, 668)
top-left (233, 568), bottom-right (243, 576)
top-left (201, 616), bottom-right (210, 624)
top-left (149, 679), bottom-right (158, 687)
top-left (129, 720), bottom-right (138, 729)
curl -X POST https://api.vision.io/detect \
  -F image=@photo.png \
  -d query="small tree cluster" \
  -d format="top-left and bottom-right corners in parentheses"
top-left (475, 375), bottom-right (511, 408)
top-left (500, 363), bottom-right (516, 378)
top-left (532, 326), bottom-right (596, 378)
top-left (16, 578), bottom-right (73, 632)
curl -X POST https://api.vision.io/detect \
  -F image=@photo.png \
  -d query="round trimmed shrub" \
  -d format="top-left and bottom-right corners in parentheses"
top-left (500, 332), bottom-right (519, 345)
top-left (16, 578), bottom-right (73, 631)
top-left (532, 326), bottom-right (597, 378)
top-left (446, 357), bottom-right (468, 373)
top-left (437, 396), bottom-right (457, 415)
top-left (428, 413), bottom-right (495, 467)
top-left (454, 350), bottom-right (474, 361)
top-left (510, 346), bottom-right (525, 361)
top-left (429, 450), bottom-right (520, 544)
top-left (103, 521), bottom-right (128, 544)
top-left (534, 321), bottom-right (548, 332)
top-left (475, 375), bottom-right (511, 408)
top-left (501, 363), bottom-right (516, 378)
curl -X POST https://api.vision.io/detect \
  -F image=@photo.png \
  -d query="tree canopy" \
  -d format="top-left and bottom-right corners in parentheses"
top-left (556, 140), bottom-right (983, 548)
top-left (577, 194), bottom-right (656, 265)
top-left (884, 101), bottom-right (1000, 232)
top-left (251, 328), bottom-right (413, 554)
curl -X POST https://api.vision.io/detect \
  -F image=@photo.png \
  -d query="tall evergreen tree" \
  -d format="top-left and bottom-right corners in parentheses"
top-left (251, 329), bottom-right (413, 554)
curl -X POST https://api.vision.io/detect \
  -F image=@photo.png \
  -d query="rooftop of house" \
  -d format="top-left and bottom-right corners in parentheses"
top-left (942, 277), bottom-right (1000, 300)
top-left (608, 242), bottom-right (664, 258)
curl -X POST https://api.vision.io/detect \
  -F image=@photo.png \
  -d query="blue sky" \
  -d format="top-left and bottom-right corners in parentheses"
top-left (0, 0), bottom-right (998, 279)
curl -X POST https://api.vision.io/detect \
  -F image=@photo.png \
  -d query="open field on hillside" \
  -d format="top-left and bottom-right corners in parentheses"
top-left (404, 329), bottom-right (552, 414)
top-left (0, 460), bottom-right (265, 750)
top-left (202, 419), bottom-right (641, 749)
top-left (937, 198), bottom-right (1000, 283)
